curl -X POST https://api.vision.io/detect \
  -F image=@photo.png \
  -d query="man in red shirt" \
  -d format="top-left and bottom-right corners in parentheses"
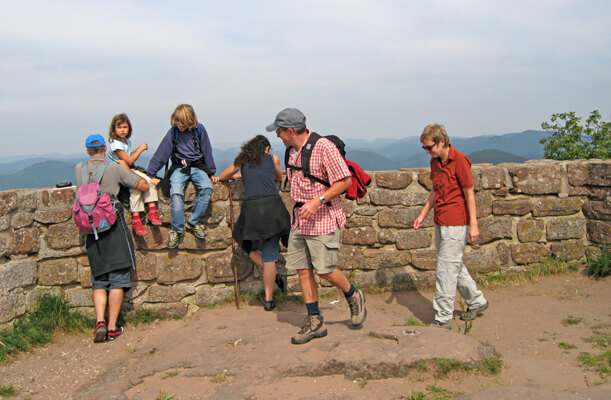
top-left (266, 108), bottom-right (366, 344)
top-left (413, 124), bottom-right (489, 329)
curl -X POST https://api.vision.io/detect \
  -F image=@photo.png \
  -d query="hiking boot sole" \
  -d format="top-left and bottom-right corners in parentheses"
top-left (350, 290), bottom-right (367, 327)
top-left (291, 329), bottom-right (327, 345)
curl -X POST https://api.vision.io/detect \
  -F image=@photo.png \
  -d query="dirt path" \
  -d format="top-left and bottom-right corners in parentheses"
top-left (1, 272), bottom-right (609, 400)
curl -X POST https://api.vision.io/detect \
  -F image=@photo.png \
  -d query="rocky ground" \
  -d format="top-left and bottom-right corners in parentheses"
top-left (0, 271), bottom-right (610, 400)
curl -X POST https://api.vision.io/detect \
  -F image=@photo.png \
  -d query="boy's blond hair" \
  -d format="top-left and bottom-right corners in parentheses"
top-left (421, 123), bottom-right (451, 147)
top-left (108, 113), bottom-right (133, 141)
top-left (171, 104), bottom-right (198, 130)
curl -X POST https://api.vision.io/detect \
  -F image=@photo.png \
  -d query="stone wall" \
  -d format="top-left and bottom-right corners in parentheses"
top-left (0, 159), bottom-right (609, 325)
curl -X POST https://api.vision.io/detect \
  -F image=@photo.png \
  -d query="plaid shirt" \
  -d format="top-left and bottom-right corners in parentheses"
top-left (287, 131), bottom-right (351, 235)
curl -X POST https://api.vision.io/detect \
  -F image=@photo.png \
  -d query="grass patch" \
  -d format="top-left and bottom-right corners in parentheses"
top-left (477, 256), bottom-right (579, 288)
top-left (434, 359), bottom-right (474, 378)
top-left (404, 385), bottom-right (462, 400)
top-left (584, 330), bottom-right (611, 349)
top-left (562, 316), bottom-right (583, 326)
top-left (210, 373), bottom-right (227, 384)
top-left (586, 246), bottom-right (610, 279)
top-left (155, 392), bottom-right (177, 400)
top-left (558, 342), bottom-right (577, 350)
top-left (477, 355), bottom-right (504, 375)
top-left (162, 371), bottom-right (180, 379)
top-left (0, 294), bottom-right (94, 363)
top-left (577, 351), bottom-right (611, 379)
top-left (405, 317), bottom-right (426, 327)
top-left (0, 384), bottom-right (16, 396)
top-left (124, 309), bottom-right (167, 326)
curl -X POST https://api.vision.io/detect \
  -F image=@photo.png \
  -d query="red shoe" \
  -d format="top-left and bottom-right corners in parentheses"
top-left (148, 209), bottom-right (162, 226)
top-left (132, 218), bottom-right (146, 236)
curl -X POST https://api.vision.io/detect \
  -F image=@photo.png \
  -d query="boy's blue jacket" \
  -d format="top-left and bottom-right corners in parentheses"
top-left (146, 123), bottom-right (216, 178)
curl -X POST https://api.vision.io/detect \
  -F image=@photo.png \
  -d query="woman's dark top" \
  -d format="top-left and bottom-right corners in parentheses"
top-left (232, 153), bottom-right (290, 253)
top-left (241, 153), bottom-right (278, 198)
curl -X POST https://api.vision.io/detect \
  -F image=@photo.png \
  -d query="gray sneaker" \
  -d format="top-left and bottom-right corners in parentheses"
top-left (347, 289), bottom-right (367, 327)
top-left (167, 230), bottom-right (183, 248)
top-left (460, 301), bottom-right (489, 321)
top-left (430, 320), bottom-right (452, 330)
top-left (186, 222), bottom-right (206, 239)
top-left (291, 315), bottom-right (327, 345)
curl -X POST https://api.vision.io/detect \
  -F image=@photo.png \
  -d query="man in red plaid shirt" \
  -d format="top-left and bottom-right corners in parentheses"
top-left (266, 108), bottom-right (367, 344)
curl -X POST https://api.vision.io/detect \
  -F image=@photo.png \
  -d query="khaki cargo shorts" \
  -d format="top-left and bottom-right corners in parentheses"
top-left (285, 227), bottom-right (340, 275)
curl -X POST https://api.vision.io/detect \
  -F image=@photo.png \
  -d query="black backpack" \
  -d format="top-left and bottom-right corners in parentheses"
top-left (283, 132), bottom-right (345, 188)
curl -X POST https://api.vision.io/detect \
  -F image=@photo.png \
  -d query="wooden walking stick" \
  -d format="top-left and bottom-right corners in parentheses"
top-left (227, 182), bottom-right (240, 309)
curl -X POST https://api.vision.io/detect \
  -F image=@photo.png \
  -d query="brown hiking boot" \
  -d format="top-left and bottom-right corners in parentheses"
top-left (347, 288), bottom-right (367, 327)
top-left (460, 301), bottom-right (489, 321)
top-left (291, 315), bottom-right (327, 345)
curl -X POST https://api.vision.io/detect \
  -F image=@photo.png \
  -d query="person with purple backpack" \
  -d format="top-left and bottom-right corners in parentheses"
top-left (75, 134), bottom-right (149, 343)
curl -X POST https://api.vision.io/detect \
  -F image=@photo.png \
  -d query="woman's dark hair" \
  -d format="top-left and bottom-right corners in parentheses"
top-left (234, 135), bottom-right (271, 167)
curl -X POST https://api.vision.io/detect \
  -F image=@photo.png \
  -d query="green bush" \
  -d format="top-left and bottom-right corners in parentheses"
top-left (0, 294), bottom-right (93, 363)
top-left (587, 247), bottom-right (610, 279)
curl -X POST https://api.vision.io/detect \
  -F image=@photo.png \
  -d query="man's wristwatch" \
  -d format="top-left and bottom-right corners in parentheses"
top-left (319, 195), bottom-right (328, 205)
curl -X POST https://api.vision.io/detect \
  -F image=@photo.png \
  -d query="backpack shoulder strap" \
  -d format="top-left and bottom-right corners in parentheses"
top-left (92, 163), bottom-right (108, 184)
top-left (80, 162), bottom-right (89, 185)
top-left (300, 132), bottom-right (321, 179)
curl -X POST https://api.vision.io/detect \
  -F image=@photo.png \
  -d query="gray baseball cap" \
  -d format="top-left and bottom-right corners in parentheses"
top-left (265, 108), bottom-right (307, 132)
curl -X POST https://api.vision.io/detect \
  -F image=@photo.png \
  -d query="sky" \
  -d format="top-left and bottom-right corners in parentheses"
top-left (0, 0), bottom-right (609, 158)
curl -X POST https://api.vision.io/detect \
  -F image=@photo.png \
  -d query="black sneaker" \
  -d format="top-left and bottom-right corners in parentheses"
top-left (93, 321), bottom-right (107, 343)
top-left (291, 315), bottom-right (327, 345)
top-left (460, 301), bottom-right (489, 321)
top-left (264, 300), bottom-right (276, 312)
top-left (275, 273), bottom-right (287, 292)
top-left (347, 289), bottom-right (367, 327)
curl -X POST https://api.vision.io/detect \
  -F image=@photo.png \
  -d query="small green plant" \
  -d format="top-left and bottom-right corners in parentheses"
top-left (562, 316), bottom-right (583, 326)
top-left (125, 309), bottom-right (166, 326)
top-left (577, 351), bottom-right (611, 379)
top-left (155, 392), bottom-right (177, 400)
top-left (414, 360), bottom-right (429, 372)
top-left (405, 392), bottom-right (427, 400)
top-left (434, 359), bottom-right (473, 378)
top-left (586, 247), bottom-right (610, 279)
top-left (405, 317), bottom-right (425, 327)
top-left (559, 342), bottom-right (577, 350)
top-left (207, 303), bottom-right (219, 309)
top-left (0, 294), bottom-right (94, 363)
top-left (0, 384), bottom-right (17, 396)
top-left (584, 330), bottom-right (611, 349)
top-left (478, 355), bottom-right (504, 375)
top-left (162, 371), bottom-right (180, 379)
top-left (210, 373), bottom-right (227, 384)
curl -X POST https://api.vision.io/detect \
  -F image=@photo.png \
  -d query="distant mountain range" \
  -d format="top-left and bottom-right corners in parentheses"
top-left (0, 130), bottom-right (547, 191)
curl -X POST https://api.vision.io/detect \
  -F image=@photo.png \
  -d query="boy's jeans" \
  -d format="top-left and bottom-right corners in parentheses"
top-left (433, 225), bottom-right (486, 323)
top-left (169, 168), bottom-right (213, 233)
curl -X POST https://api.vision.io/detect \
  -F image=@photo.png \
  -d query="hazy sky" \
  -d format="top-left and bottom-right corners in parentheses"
top-left (1, 0), bottom-right (609, 158)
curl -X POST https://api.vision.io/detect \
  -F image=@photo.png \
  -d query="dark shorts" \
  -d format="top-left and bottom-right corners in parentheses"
top-left (91, 268), bottom-right (132, 291)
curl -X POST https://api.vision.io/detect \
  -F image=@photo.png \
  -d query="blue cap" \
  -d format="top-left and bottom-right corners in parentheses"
top-left (85, 134), bottom-right (106, 148)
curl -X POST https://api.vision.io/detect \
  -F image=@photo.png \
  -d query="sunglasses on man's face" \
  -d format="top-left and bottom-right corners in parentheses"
top-left (422, 143), bottom-right (436, 151)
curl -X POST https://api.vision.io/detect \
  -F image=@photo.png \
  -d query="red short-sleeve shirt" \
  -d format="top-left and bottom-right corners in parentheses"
top-left (430, 145), bottom-right (473, 226)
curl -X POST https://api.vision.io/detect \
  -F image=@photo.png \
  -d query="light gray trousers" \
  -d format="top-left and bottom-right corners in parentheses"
top-left (433, 225), bottom-right (486, 323)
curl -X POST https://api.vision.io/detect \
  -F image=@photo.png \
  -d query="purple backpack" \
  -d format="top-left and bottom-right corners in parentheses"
top-left (73, 163), bottom-right (117, 240)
